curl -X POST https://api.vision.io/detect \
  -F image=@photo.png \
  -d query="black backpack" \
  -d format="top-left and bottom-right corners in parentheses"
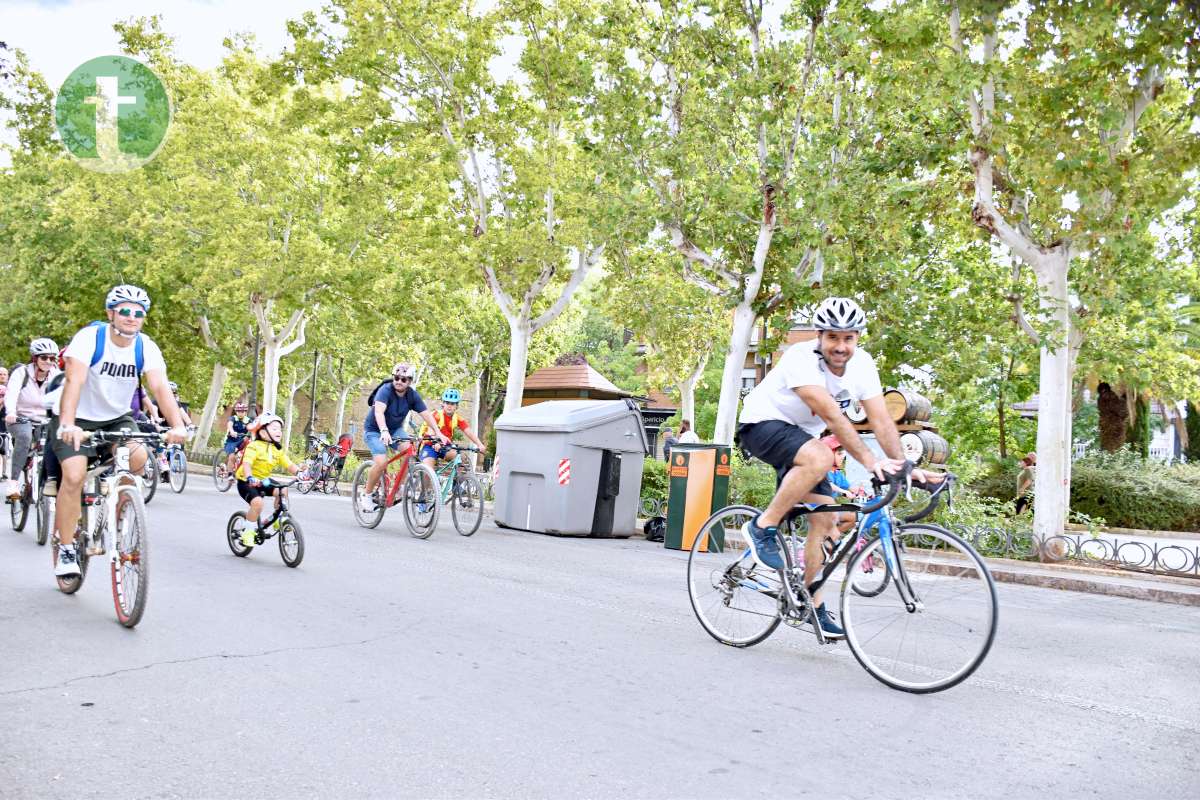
top-left (366, 379), bottom-right (391, 406)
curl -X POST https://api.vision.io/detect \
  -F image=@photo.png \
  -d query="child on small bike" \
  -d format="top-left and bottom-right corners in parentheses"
top-left (235, 412), bottom-right (299, 547)
top-left (418, 388), bottom-right (487, 472)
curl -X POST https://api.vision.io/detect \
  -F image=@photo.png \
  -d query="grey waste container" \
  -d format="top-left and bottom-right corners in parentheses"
top-left (493, 399), bottom-right (649, 537)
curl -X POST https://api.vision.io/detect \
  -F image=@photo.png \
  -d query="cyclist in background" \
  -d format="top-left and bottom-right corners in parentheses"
top-left (418, 388), bottom-right (487, 473)
top-left (5, 338), bottom-right (60, 500)
top-left (224, 401), bottom-right (253, 473)
top-left (169, 381), bottom-right (193, 426)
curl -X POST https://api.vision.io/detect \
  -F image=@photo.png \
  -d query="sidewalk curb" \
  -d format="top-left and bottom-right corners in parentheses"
top-left (978, 563), bottom-right (1200, 607)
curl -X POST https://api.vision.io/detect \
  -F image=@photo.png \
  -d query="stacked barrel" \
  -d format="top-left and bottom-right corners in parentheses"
top-left (844, 388), bottom-right (950, 467)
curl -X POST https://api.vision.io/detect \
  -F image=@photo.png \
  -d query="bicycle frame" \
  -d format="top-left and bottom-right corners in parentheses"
top-left (377, 440), bottom-right (419, 507)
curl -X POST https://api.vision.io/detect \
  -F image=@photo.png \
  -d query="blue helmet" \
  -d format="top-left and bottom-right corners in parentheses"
top-left (441, 388), bottom-right (462, 403)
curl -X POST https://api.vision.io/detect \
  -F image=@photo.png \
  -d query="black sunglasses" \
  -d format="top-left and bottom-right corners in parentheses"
top-left (393, 375), bottom-right (412, 383)
top-left (115, 308), bottom-right (146, 319)
top-left (36, 355), bottom-right (56, 361)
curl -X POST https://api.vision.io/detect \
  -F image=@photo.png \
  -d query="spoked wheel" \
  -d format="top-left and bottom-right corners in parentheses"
top-left (212, 458), bottom-right (234, 492)
top-left (141, 459), bottom-right (158, 504)
top-left (37, 494), bottom-right (54, 546)
top-left (296, 462), bottom-right (317, 494)
top-left (10, 477), bottom-right (30, 532)
top-left (168, 449), bottom-right (187, 493)
top-left (841, 523), bottom-right (998, 694)
top-left (402, 463), bottom-right (440, 539)
top-left (451, 474), bottom-right (484, 536)
top-left (226, 513), bottom-right (253, 557)
top-left (52, 527), bottom-right (89, 594)
top-left (111, 487), bottom-right (149, 627)
top-left (687, 505), bottom-right (783, 647)
top-left (350, 463), bottom-right (385, 529)
top-left (278, 515), bottom-right (305, 568)
top-left (848, 540), bottom-right (893, 598)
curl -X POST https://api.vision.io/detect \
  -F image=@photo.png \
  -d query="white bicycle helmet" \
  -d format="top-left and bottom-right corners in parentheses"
top-left (29, 337), bottom-right (58, 356)
top-left (168, 381), bottom-right (179, 393)
top-left (391, 363), bottom-right (416, 379)
top-left (105, 284), bottom-right (151, 311)
top-left (249, 412), bottom-right (283, 432)
top-left (812, 297), bottom-right (867, 332)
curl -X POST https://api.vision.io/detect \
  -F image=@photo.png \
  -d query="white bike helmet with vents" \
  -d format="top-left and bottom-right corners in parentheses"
top-left (29, 338), bottom-right (58, 356)
top-left (812, 297), bottom-right (867, 332)
top-left (105, 284), bottom-right (151, 311)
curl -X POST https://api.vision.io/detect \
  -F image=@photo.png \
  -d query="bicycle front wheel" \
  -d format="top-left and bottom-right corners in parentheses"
top-left (451, 474), bottom-right (484, 536)
top-left (296, 461), bottom-right (317, 494)
top-left (169, 450), bottom-right (187, 493)
top-left (10, 477), bottom-right (29, 532)
top-left (111, 487), bottom-right (149, 627)
top-left (402, 463), bottom-right (440, 539)
top-left (212, 458), bottom-right (234, 492)
top-left (278, 515), bottom-right (304, 568)
top-left (841, 523), bottom-right (998, 694)
top-left (351, 463), bottom-right (385, 529)
top-left (687, 505), bottom-right (783, 648)
top-left (37, 494), bottom-right (53, 546)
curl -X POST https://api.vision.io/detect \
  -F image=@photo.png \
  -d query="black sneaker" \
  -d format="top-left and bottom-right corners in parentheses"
top-left (815, 604), bottom-right (845, 640)
top-left (55, 544), bottom-right (81, 578)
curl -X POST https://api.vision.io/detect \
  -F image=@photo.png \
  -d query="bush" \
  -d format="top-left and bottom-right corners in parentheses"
top-left (730, 452), bottom-right (777, 509)
top-left (972, 449), bottom-right (1200, 532)
top-left (640, 458), bottom-right (667, 503)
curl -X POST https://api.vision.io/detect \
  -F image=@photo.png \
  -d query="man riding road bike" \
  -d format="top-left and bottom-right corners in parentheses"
top-left (736, 297), bottom-right (941, 639)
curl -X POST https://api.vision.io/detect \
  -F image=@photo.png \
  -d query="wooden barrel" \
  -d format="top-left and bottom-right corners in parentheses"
top-left (899, 430), bottom-right (950, 465)
top-left (884, 388), bottom-right (932, 423)
top-left (845, 399), bottom-right (868, 424)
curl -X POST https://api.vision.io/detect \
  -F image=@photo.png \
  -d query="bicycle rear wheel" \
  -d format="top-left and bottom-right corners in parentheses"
top-left (451, 474), bottom-right (484, 536)
top-left (278, 515), bottom-right (304, 568)
top-left (226, 513), bottom-right (253, 557)
top-left (296, 461), bottom-right (317, 494)
top-left (52, 527), bottom-right (88, 594)
top-left (841, 523), bottom-right (998, 694)
top-left (351, 463), bottom-right (385, 529)
top-left (848, 544), bottom-right (892, 598)
top-left (141, 459), bottom-right (158, 504)
top-left (687, 505), bottom-right (783, 647)
top-left (402, 463), bottom-right (440, 539)
top-left (169, 449), bottom-right (187, 493)
top-left (212, 458), bottom-right (234, 492)
top-left (111, 487), bottom-right (149, 627)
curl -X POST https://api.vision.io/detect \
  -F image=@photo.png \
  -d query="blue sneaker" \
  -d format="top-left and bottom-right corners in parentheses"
top-left (815, 604), bottom-right (845, 640)
top-left (740, 517), bottom-right (785, 571)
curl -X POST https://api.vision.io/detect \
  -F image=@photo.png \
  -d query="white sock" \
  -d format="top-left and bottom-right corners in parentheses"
top-left (259, 512), bottom-right (272, 527)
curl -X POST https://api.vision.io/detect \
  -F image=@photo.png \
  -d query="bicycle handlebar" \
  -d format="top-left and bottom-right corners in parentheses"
top-left (900, 472), bottom-right (956, 523)
top-left (860, 461), bottom-right (913, 514)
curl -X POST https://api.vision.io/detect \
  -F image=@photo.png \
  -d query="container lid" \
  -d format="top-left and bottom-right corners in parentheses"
top-left (495, 399), bottom-right (642, 434)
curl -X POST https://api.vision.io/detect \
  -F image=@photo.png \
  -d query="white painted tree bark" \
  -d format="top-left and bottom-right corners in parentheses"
top-left (949, 5), bottom-right (1161, 548)
top-left (282, 359), bottom-right (318, 454)
top-left (192, 316), bottom-right (226, 456)
top-left (677, 350), bottom-right (709, 435)
top-left (251, 298), bottom-right (307, 414)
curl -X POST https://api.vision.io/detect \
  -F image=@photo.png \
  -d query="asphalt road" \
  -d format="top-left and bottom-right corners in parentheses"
top-left (1, 479), bottom-right (1196, 800)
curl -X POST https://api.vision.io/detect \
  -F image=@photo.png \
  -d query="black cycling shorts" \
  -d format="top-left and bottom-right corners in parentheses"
top-left (236, 479), bottom-right (279, 504)
top-left (737, 420), bottom-right (833, 497)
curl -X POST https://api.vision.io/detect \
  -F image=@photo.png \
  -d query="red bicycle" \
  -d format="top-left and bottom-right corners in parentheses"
top-left (350, 436), bottom-right (440, 538)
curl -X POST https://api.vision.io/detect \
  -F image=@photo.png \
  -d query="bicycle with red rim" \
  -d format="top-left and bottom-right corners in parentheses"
top-left (350, 435), bottom-right (440, 538)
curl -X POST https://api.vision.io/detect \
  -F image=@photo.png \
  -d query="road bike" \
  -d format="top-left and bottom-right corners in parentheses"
top-left (8, 418), bottom-right (46, 537)
top-left (225, 475), bottom-right (304, 567)
top-left (350, 436), bottom-right (440, 538)
top-left (429, 445), bottom-right (485, 536)
top-left (686, 463), bottom-right (998, 694)
top-left (50, 429), bottom-right (165, 628)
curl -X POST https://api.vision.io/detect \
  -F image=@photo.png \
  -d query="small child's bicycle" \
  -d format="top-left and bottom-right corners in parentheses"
top-left (430, 445), bottom-right (485, 536)
top-left (224, 476), bottom-right (305, 567)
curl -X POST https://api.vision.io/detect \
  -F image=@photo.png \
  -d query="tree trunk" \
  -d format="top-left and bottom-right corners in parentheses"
top-left (1097, 382), bottom-right (1129, 452)
top-left (503, 317), bottom-right (531, 415)
top-left (1031, 250), bottom-right (1073, 551)
top-left (1127, 395), bottom-right (1150, 457)
top-left (334, 379), bottom-right (361, 437)
top-left (467, 369), bottom-right (483, 471)
top-left (678, 352), bottom-right (708, 437)
top-left (262, 341), bottom-right (282, 414)
top-left (712, 302), bottom-right (756, 445)
top-left (283, 381), bottom-right (304, 453)
top-left (193, 361), bottom-right (227, 456)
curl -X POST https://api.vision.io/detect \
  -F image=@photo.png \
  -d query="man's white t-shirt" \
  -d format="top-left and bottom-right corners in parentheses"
top-left (739, 342), bottom-right (883, 436)
top-left (57, 325), bottom-right (167, 422)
